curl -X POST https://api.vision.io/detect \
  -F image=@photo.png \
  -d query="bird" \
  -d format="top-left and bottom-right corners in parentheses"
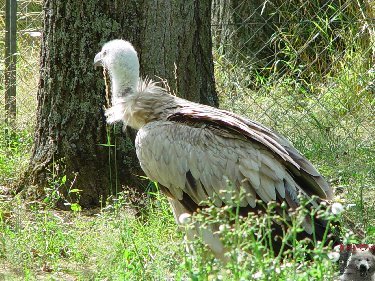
top-left (94, 39), bottom-right (339, 260)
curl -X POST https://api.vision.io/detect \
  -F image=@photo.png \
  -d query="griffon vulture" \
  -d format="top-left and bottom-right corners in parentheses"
top-left (94, 39), bottom-right (339, 260)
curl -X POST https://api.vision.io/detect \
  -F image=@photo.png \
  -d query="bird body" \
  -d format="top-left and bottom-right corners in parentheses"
top-left (94, 39), bottom-right (338, 259)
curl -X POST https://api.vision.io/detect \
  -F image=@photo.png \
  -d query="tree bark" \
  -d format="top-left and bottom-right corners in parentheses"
top-left (140, 0), bottom-right (217, 106)
top-left (24, 0), bottom-right (217, 208)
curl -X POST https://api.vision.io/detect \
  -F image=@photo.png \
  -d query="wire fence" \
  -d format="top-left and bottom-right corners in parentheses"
top-left (1, 0), bottom-right (374, 159)
top-left (0, 0), bottom-right (42, 131)
top-left (212, 0), bottom-right (374, 169)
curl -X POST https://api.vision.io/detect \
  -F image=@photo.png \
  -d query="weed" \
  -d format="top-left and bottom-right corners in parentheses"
top-left (0, 126), bottom-right (32, 184)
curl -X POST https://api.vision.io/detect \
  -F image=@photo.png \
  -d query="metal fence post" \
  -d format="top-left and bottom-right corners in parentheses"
top-left (4, 0), bottom-right (17, 129)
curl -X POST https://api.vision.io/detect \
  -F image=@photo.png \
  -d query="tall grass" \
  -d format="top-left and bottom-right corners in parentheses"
top-left (1, 189), bottom-right (347, 280)
top-left (213, 26), bottom-right (374, 242)
top-left (0, 0), bottom-right (41, 185)
top-left (0, 192), bottom-right (183, 280)
top-left (0, 126), bottom-right (33, 184)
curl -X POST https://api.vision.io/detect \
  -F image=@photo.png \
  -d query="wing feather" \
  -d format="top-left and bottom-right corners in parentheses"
top-left (260, 176), bottom-right (277, 201)
top-left (168, 102), bottom-right (332, 200)
top-left (238, 163), bottom-right (260, 189)
top-left (240, 180), bottom-right (257, 208)
top-left (275, 180), bottom-right (285, 198)
top-left (136, 117), bottom-right (329, 217)
top-left (188, 149), bottom-right (200, 179)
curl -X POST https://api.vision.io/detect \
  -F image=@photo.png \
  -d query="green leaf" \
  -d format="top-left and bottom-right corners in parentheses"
top-left (368, 226), bottom-right (375, 236)
top-left (97, 143), bottom-right (115, 147)
top-left (61, 175), bottom-right (67, 184)
top-left (70, 203), bottom-right (82, 212)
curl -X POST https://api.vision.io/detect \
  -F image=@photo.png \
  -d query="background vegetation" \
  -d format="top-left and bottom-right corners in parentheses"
top-left (0, 0), bottom-right (374, 279)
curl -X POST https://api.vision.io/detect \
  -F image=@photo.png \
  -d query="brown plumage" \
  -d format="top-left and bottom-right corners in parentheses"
top-left (94, 39), bottom-right (339, 260)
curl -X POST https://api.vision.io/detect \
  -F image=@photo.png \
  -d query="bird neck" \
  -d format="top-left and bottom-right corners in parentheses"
top-left (120, 80), bottom-right (179, 130)
top-left (110, 68), bottom-right (139, 105)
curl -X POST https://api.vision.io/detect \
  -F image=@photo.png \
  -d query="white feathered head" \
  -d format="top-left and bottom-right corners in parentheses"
top-left (94, 39), bottom-right (140, 98)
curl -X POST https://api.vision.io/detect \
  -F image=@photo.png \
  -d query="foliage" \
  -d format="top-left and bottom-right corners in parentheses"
top-left (0, 191), bottom-right (184, 280)
top-left (0, 127), bottom-right (33, 184)
top-left (0, 189), bottom-right (351, 280)
top-left (213, 30), bottom-right (374, 242)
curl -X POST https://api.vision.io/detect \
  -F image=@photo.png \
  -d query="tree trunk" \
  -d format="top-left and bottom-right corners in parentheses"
top-left (24, 0), bottom-right (217, 208)
top-left (140, 0), bottom-right (217, 106)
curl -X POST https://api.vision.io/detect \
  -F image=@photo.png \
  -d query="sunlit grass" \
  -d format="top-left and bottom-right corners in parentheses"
top-left (1, 190), bottom-right (348, 280)
top-left (213, 40), bottom-right (375, 243)
top-left (0, 126), bottom-right (33, 184)
top-left (0, 192), bottom-right (184, 280)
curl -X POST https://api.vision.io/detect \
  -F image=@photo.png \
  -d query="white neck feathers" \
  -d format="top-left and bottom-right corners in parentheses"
top-left (109, 66), bottom-right (139, 105)
top-left (105, 79), bottom-right (176, 130)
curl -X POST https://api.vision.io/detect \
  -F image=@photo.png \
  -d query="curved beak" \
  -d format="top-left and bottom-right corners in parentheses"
top-left (94, 52), bottom-right (103, 68)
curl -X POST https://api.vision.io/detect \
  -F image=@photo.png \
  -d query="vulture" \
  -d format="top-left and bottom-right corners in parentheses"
top-left (94, 39), bottom-right (339, 260)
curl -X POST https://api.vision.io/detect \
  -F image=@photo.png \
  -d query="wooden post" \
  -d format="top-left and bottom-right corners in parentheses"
top-left (5, 0), bottom-right (17, 128)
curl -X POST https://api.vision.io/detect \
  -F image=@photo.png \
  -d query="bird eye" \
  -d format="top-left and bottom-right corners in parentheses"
top-left (103, 50), bottom-right (107, 56)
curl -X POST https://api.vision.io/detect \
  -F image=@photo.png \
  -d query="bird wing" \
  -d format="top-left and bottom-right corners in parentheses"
top-left (137, 120), bottom-right (267, 209)
top-left (136, 102), bottom-right (332, 217)
top-left (168, 100), bottom-right (332, 200)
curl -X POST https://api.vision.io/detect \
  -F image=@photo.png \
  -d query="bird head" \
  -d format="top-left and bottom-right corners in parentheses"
top-left (94, 39), bottom-right (140, 96)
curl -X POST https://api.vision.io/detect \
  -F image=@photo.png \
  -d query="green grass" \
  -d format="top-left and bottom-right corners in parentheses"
top-left (213, 43), bottom-right (375, 243)
top-left (1, 190), bottom-right (347, 280)
top-left (0, 192), bottom-right (184, 280)
top-left (0, 127), bottom-right (33, 184)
